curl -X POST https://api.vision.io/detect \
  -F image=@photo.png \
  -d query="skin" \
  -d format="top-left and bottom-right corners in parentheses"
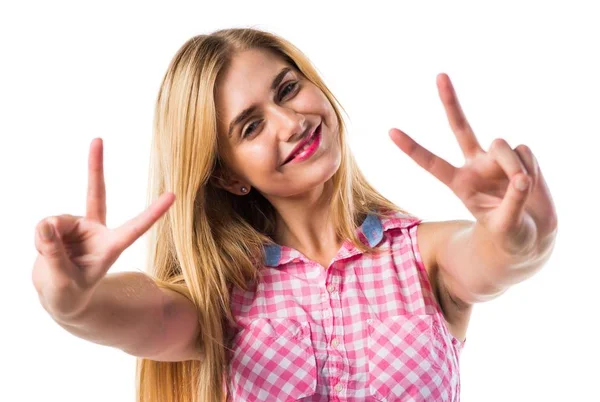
top-left (214, 48), bottom-right (344, 267)
top-left (213, 48), bottom-right (558, 343)
top-left (212, 48), bottom-right (468, 339)
top-left (36, 47), bottom-right (557, 362)
top-left (390, 75), bottom-right (557, 341)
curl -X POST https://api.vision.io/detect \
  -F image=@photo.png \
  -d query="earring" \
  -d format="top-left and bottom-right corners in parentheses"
top-left (241, 186), bottom-right (248, 194)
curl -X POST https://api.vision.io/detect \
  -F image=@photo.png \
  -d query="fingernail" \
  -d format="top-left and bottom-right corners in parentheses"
top-left (515, 176), bottom-right (529, 191)
top-left (41, 222), bottom-right (55, 241)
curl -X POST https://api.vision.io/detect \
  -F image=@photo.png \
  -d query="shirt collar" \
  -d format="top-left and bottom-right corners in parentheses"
top-left (262, 211), bottom-right (420, 267)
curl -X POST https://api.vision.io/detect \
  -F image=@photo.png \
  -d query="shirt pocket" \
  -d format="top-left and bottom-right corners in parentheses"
top-left (229, 317), bottom-right (318, 401)
top-left (367, 314), bottom-right (445, 402)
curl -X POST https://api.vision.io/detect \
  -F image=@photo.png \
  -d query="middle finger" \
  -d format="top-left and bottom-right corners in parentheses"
top-left (86, 138), bottom-right (107, 225)
top-left (437, 73), bottom-right (483, 158)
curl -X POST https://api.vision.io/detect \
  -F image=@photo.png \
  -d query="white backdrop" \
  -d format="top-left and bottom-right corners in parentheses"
top-left (1, 1), bottom-right (597, 401)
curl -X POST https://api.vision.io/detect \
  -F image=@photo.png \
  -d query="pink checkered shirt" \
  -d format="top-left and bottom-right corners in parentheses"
top-left (225, 211), bottom-right (465, 401)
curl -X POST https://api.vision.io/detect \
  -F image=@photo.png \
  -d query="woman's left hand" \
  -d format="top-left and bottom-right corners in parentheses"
top-left (389, 73), bottom-right (558, 259)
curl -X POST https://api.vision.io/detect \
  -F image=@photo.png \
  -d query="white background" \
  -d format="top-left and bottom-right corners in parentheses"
top-left (1, 1), bottom-right (598, 401)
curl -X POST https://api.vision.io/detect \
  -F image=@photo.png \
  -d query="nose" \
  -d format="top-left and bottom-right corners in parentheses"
top-left (268, 104), bottom-right (307, 142)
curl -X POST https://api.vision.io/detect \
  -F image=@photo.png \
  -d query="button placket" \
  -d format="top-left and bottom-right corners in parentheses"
top-left (322, 274), bottom-right (338, 325)
top-left (320, 282), bottom-right (334, 332)
top-left (324, 273), bottom-right (347, 398)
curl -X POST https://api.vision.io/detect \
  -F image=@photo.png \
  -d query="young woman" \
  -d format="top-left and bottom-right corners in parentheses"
top-left (32, 27), bottom-right (558, 401)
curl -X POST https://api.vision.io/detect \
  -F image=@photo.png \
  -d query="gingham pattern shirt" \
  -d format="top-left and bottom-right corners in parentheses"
top-left (226, 211), bottom-right (465, 401)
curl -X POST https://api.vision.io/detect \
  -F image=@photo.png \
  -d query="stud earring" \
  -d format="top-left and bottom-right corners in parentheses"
top-left (241, 186), bottom-right (248, 194)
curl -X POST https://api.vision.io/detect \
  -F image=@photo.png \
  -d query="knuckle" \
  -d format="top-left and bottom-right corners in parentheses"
top-left (515, 144), bottom-right (537, 175)
top-left (44, 246), bottom-right (62, 258)
top-left (515, 144), bottom-right (532, 156)
top-left (490, 138), bottom-right (508, 152)
top-left (455, 119), bottom-right (470, 132)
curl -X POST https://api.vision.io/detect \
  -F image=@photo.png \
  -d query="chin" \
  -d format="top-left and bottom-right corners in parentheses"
top-left (289, 159), bottom-right (341, 197)
top-left (259, 147), bottom-right (342, 198)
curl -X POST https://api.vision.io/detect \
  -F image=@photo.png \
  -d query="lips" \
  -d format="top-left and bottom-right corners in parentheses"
top-left (282, 122), bottom-right (321, 165)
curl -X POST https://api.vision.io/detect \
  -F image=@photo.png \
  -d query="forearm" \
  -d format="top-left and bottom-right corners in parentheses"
top-left (440, 222), bottom-right (557, 302)
top-left (51, 271), bottom-right (167, 357)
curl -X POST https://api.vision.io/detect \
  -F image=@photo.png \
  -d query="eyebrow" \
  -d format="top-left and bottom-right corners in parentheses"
top-left (227, 67), bottom-right (292, 138)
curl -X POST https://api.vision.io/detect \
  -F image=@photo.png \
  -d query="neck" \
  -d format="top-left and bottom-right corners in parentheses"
top-left (268, 180), bottom-right (341, 257)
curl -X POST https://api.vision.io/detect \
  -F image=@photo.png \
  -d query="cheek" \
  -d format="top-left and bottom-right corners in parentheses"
top-left (237, 141), bottom-right (277, 174)
top-left (312, 93), bottom-right (337, 132)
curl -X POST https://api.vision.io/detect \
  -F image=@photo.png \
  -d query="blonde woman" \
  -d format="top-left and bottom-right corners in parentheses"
top-left (32, 28), bottom-right (558, 402)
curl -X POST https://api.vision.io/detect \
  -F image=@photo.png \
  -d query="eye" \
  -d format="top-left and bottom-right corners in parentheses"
top-left (278, 81), bottom-right (298, 101)
top-left (242, 119), bottom-right (262, 138)
top-left (241, 81), bottom-right (299, 139)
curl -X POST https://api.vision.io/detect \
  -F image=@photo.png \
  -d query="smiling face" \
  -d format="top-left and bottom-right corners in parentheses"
top-left (214, 48), bottom-right (341, 199)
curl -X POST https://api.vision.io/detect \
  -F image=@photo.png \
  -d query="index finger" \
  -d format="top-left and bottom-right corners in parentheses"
top-left (389, 128), bottom-right (457, 188)
top-left (111, 192), bottom-right (176, 253)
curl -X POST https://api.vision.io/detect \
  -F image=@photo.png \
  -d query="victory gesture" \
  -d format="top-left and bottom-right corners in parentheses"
top-left (389, 73), bottom-right (557, 259)
top-left (32, 138), bottom-right (175, 321)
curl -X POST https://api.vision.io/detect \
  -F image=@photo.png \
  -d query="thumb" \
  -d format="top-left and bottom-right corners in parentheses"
top-left (35, 220), bottom-right (70, 266)
top-left (496, 173), bottom-right (531, 235)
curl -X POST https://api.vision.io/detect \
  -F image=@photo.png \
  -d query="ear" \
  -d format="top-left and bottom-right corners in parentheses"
top-left (210, 166), bottom-right (251, 196)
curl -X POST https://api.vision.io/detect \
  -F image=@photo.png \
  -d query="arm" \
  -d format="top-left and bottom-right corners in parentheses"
top-left (388, 74), bottom-right (558, 307)
top-left (434, 220), bottom-right (558, 305)
top-left (51, 271), bottom-right (202, 362)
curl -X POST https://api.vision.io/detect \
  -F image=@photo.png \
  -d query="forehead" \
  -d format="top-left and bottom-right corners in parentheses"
top-left (215, 49), bottom-right (291, 130)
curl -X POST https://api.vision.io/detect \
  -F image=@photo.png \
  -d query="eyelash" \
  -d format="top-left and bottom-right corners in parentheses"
top-left (241, 81), bottom-right (299, 138)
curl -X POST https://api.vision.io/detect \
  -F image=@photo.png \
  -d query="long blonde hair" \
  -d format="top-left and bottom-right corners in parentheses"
top-left (136, 27), bottom-right (409, 402)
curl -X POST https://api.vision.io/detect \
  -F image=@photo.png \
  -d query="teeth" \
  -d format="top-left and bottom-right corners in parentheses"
top-left (293, 136), bottom-right (313, 158)
top-left (285, 127), bottom-right (319, 164)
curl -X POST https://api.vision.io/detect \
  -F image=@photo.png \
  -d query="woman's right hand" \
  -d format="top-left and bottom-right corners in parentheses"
top-left (32, 138), bottom-right (175, 322)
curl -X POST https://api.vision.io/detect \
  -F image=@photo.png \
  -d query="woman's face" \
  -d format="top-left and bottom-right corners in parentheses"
top-left (214, 48), bottom-right (341, 199)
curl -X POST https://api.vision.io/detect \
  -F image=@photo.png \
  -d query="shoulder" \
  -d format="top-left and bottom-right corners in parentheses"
top-left (413, 219), bottom-right (474, 272)
top-left (379, 211), bottom-right (471, 266)
top-left (414, 220), bottom-right (472, 271)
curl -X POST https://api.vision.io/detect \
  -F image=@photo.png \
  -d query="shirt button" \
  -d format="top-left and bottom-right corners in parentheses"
top-left (331, 338), bottom-right (339, 348)
top-left (334, 383), bottom-right (343, 393)
top-left (327, 284), bottom-right (336, 293)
